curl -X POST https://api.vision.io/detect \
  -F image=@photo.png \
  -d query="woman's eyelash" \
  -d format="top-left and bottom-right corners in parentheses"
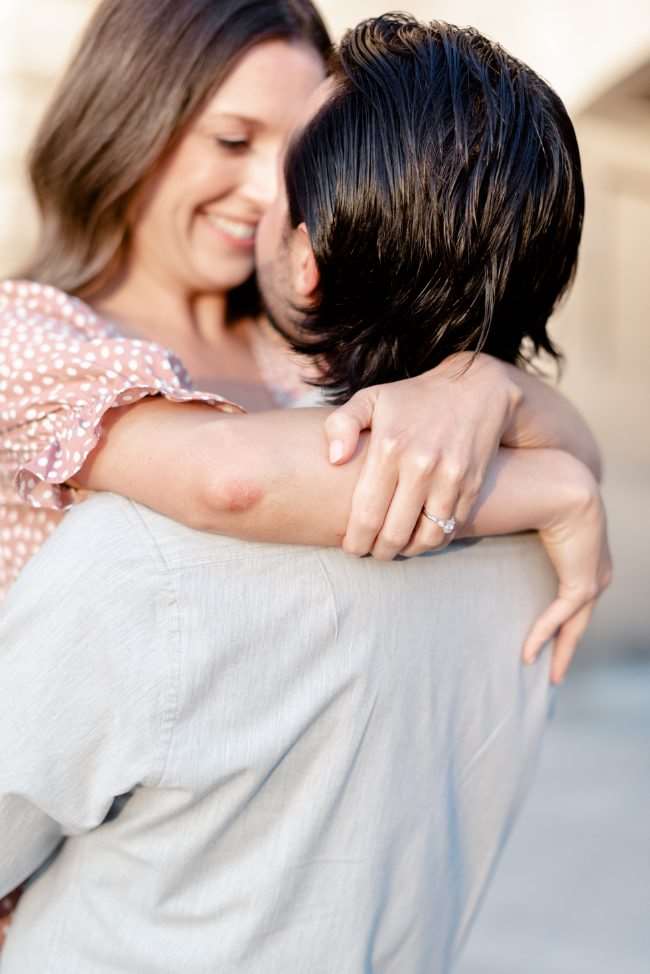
top-left (216, 138), bottom-right (249, 150)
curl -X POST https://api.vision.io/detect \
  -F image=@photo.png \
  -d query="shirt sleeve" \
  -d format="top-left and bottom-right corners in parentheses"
top-left (0, 495), bottom-right (173, 897)
top-left (0, 279), bottom-right (243, 511)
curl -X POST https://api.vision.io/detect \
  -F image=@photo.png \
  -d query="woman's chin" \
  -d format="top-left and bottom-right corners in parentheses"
top-left (190, 256), bottom-right (256, 295)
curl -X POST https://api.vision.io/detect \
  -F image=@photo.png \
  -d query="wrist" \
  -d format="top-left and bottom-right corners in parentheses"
top-left (537, 451), bottom-right (601, 532)
top-left (457, 352), bottom-right (523, 433)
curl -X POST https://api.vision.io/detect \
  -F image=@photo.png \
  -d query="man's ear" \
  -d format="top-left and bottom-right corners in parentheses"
top-left (289, 222), bottom-right (320, 298)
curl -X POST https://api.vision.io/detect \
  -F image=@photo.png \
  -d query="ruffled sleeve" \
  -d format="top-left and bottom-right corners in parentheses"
top-left (0, 279), bottom-right (243, 511)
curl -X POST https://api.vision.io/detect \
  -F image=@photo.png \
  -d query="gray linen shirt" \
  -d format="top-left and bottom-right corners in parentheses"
top-left (0, 493), bottom-right (555, 973)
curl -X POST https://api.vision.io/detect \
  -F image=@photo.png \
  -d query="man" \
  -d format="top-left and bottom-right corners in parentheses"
top-left (0, 16), bottom-right (588, 973)
top-left (257, 16), bottom-right (582, 402)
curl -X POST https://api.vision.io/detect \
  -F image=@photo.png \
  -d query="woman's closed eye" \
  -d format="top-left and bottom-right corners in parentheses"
top-left (216, 137), bottom-right (250, 151)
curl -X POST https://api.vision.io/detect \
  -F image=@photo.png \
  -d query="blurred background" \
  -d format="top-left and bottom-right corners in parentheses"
top-left (1, 1), bottom-right (648, 971)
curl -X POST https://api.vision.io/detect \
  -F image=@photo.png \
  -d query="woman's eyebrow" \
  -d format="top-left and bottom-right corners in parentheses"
top-left (201, 110), bottom-right (262, 128)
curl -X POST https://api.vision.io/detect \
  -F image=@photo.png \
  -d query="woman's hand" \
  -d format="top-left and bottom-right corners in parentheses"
top-left (523, 473), bottom-right (612, 684)
top-left (453, 446), bottom-right (612, 684)
top-left (324, 353), bottom-right (522, 560)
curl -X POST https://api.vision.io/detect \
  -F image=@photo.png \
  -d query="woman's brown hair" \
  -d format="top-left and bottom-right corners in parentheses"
top-left (20, 0), bottom-right (332, 299)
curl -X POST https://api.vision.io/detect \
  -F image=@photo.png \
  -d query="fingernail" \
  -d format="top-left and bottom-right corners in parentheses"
top-left (524, 651), bottom-right (537, 665)
top-left (329, 440), bottom-right (344, 463)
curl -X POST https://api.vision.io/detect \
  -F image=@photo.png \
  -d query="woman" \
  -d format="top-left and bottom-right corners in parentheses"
top-left (0, 0), bottom-right (609, 666)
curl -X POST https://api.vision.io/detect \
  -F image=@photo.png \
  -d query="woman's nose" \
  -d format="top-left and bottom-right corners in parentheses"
top-left (241, 151), bottom-right (279, 210)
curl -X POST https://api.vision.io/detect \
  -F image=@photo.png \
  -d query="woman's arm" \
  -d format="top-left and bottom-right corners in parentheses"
top-left (75, 398), bottom-right (598, 546)
top-left (76, 352), bottom-right (601, 541)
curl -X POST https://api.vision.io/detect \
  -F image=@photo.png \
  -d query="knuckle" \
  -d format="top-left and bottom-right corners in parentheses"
top-left (410, 452), bottom-right (437, 478)
top-left (380, 431), bottom-right (408, 458)
top-left (440, 458), bottom-right (465, 485)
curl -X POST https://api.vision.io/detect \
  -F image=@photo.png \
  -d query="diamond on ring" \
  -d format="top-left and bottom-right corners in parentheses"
top-left (422, 509), bottom-right (456, 534)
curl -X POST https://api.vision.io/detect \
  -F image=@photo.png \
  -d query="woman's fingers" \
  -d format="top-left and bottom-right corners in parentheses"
top-left (522, 593), bottom-right (596, 684)
top-left (370, 447), bottom-right (469, 559)
top-left (370, 477), bottom-right (429, 561)
top-left (342, 437), bottom-right (399, 555)
top-left (549, 601), bottom-right (595, 684)
top-left (522, 595), bottom-right (577, 664)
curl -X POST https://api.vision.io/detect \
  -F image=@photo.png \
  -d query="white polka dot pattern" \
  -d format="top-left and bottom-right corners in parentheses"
top-left (0, 279), bottom-right (243, 600)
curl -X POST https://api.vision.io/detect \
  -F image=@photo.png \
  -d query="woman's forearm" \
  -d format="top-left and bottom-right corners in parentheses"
top-left (458, 446), bottom-right (597, 539)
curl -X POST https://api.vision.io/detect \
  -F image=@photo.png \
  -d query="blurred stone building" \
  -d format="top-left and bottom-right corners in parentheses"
top-left (1, 0), bottom-right (648, 660)
top-left (0, 0), bottom-right (98, 267)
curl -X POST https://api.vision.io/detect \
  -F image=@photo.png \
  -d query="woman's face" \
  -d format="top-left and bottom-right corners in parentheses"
top-left (129, 39), bottom-right (326, 296)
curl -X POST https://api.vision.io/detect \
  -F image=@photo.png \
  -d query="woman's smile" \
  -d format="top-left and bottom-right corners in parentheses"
top-left (201, 212), bottom-right (258, 251)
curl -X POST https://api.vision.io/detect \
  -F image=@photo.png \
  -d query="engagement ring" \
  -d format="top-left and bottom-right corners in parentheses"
top-left (422, 509), bottom-right (456, 534)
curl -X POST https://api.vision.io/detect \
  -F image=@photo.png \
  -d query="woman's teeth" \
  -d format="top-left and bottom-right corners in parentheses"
top-left (206, 215), bottom-right (256, 241)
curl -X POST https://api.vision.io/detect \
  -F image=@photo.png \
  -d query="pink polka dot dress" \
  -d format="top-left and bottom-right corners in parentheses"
top-left (0, 279), bottom-right (244, 601)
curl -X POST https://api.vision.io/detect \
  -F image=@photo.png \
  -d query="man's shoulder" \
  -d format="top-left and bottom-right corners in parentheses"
top-left (0, 495), bottom-right (161, 623)
top-left (1, 496), bottom-right (173, 670)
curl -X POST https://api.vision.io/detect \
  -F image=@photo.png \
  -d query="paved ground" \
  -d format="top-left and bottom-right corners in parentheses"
top-left (457, 660), bottom-right (650, 974)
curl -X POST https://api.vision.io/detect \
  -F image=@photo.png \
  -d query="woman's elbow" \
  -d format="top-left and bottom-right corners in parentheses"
top-left (189, 421), bottom-right (267, 533)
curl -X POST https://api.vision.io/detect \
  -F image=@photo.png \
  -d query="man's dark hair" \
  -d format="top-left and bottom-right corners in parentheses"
top-left (284, 14), bottom-right (584, 401)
